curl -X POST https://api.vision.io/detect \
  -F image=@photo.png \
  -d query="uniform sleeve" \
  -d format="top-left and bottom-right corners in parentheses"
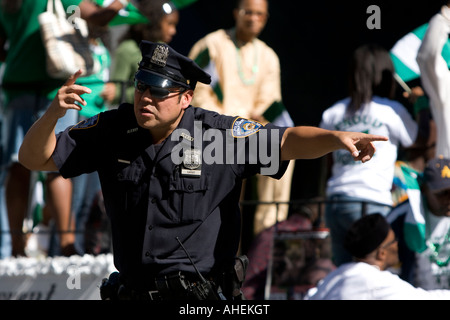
top-left (231, 121), bottom-right (289, 179)
top-left (52, 111), bottom-right (113, 178)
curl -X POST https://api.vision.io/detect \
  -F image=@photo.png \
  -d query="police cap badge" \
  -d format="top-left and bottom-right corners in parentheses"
top-left (135, 41), bottom-right (211, 90)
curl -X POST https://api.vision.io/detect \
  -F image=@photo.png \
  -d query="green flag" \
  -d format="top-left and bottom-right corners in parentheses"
top-left (91, 0), bottom-right (148, 25)
top-left (394, 162), bottom-right (427, 253)
top-left (390, 23), bottom-right (450, 83)
top-left (172, 0), bottom-right (199, 9)
top-left (93, 0), bottom-right (199, 25)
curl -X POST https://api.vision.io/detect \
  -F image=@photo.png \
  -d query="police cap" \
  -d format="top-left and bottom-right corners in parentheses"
top-left (135, 40), bottom-right (211, 90)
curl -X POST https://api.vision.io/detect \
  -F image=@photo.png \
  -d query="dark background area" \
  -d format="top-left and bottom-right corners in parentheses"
top-left (170, 0), bottom-right (443, 201)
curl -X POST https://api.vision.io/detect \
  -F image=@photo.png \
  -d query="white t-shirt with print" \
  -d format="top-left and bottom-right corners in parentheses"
top-left (320, 96), bottom-right (418, 205)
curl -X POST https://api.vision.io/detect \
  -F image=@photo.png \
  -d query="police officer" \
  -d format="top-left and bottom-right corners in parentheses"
top-left (18, 41), bottom-right (388, 300)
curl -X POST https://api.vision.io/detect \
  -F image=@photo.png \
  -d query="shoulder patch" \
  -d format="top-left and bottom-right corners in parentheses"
top-left (232, 117), bottom-right (263, 138)
top-left (70, 114), bottom-right (100, 130)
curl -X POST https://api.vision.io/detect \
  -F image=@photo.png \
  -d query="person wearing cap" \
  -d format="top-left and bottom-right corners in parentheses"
top-left (387, 155), bottom-right (450, 290)
top-left (305, 213), bottom-right (450, 299)
top-left (18, 40), bottom-right (387, 300)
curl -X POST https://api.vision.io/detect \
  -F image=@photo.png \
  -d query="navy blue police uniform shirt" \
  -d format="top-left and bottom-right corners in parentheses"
top-left (52, 104), bottom-right (289, 290)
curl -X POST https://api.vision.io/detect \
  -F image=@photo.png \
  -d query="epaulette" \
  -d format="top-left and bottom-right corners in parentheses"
top-left (192, 107), bottom-right (233, 131)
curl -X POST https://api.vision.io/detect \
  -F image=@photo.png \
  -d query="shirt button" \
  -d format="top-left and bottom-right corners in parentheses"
top-left (148, 225), bottom-right (153, 230)
top-left (151, 198), bottom-right (157, 203)
top-left (187, 184), bottom-right (193, 191)
top-left (145, 251), bottom-right (150, 257)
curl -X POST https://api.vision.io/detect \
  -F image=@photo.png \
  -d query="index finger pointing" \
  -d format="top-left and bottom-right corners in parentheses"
top-left (365, 134), bottom-right (389, 142)
top-left (64, 69), bottom-right (83, 86)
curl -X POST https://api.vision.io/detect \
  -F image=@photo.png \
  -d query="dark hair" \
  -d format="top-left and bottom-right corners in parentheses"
top-left (140, 0), bottom-right (178, 41)
top-left (343, 213), bottom-right (390, 258)
top-left (348, 44), bottom-right (396, 112)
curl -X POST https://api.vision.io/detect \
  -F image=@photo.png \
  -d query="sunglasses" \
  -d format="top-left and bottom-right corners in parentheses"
top-left (134, 80), bottom-right (186, 99)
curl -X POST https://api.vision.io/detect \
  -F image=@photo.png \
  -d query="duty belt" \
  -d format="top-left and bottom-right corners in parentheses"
top-left (100, 271), bottom-right (223, 300)
top-left (117, 286), bottom-right (162, 301)
top-left (100, 255), bottom-right (248, 300)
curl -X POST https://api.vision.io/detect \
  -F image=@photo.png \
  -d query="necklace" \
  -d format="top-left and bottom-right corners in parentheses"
top-left (428, 231), bottom-right (450, 267)
top-left (231, 28), bottom-right (259, 85)
top-left (425, 212), bottom-right (450, 268)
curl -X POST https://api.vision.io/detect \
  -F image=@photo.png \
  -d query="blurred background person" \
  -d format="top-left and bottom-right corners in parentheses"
top-left (188, 0), bottom-right (295, 245)
top-left (417, 3), bottom-right (450, 160)
top-left (0, 0), bottom-right (130, 257)
top-left (101, 0), bottom-right (179, 107)
top-left (305, 213), bottom-right (450, 300)
top-left (319, 43), bottom-right (419, 267)
top-left (388, 156), bottom-right (450, 290)
top-left (64, 4), bottom-right (112, 256)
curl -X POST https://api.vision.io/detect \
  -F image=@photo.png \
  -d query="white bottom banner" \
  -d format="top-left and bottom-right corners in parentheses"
top-left (0, 253), bottom-right (116, 300)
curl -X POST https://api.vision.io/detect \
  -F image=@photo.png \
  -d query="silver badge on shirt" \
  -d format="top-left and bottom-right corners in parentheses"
top-left (181, 149), bottom-right (202, 177)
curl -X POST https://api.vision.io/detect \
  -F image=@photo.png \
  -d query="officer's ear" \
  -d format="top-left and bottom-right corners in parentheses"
top-left (180, 89), bottom-right (193, 110)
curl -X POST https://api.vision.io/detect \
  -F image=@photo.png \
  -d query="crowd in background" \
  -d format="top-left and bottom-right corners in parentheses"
top-left (1, 0), bottom-right (450, 300)
top-left (0, 0), bottom-right (181, 258)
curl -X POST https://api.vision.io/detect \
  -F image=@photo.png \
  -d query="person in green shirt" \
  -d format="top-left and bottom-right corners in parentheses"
top-left (0, 0), bottom-right (130, 257)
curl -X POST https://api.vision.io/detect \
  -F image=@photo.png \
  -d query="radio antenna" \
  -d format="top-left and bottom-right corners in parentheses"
top-left (176, 237), bottom-right (207, 283)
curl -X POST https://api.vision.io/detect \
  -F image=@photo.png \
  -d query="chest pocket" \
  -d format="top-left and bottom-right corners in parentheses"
top-left (169, 168), bottom-right (210, 222)
top-left (116, 161), bottom-right (148, 214)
